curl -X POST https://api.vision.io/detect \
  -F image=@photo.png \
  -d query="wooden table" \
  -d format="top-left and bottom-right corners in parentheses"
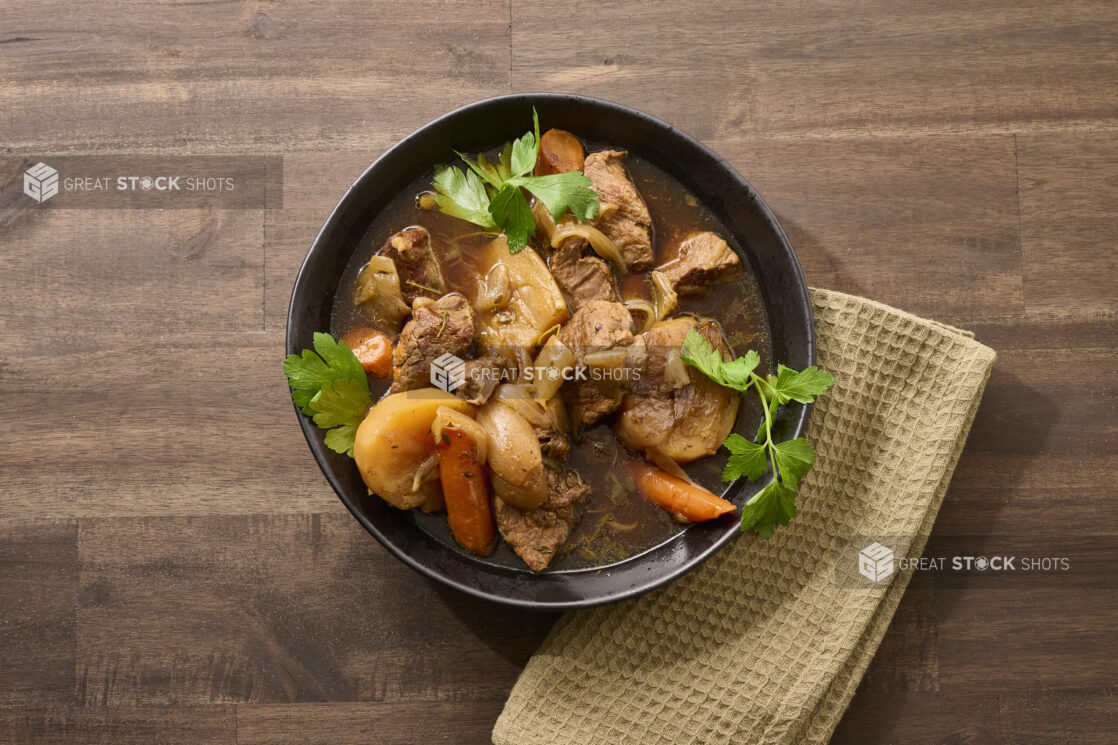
top-left (1, 2), bottom-right (1115, 743)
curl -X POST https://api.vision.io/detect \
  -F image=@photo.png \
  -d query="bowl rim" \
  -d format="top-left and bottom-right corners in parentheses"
top-left (286, 92), bottom-right (814, 609)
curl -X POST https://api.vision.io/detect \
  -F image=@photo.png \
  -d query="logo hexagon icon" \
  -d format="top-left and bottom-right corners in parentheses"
top-left (858, 542), bottom-right (895, 582)
top-left (23, 162), bottom-right (59, 203)
top-left (430, 352), bottom-right (467, 393)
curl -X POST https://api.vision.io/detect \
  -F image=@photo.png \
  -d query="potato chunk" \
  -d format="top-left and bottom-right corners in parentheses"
top-left (474, 237), bottom-right (568, 355)
top-left (353, 389), bottom-right (474, 509)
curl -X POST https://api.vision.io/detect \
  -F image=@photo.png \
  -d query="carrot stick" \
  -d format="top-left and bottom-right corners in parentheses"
top-left (535, 129), bottom-right (585, 176)
top-left (341, 327), bottom-right (393, 378)
top-left (631, 462), bottom-right (737, 522)
top-left (437, 427), bottom-right (496, 556)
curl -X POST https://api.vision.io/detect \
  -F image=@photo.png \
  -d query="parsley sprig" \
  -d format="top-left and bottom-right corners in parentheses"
top-left (283, 333), bottom-right (373, 458)
top-left (681, 330), bottom-right (834, 537)
top-left (432, 110), bottom-right (600, 252)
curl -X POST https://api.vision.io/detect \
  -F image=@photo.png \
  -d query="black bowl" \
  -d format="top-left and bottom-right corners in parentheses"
top-left (286, 93), bottom-right (813, 609)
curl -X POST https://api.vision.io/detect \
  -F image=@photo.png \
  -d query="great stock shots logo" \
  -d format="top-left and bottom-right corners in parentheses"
top-left (430, 353), bottom-right (467, 393)
top-left (858, 542), bottom-right (895, 582)
top-left (23, 162), bottom-right (59, 203)
top-left (7, 156), bottom-right (281, 209)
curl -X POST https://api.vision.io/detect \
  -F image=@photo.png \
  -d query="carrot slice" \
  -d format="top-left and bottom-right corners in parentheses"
top-left (535, 129), bottom-right (585, 176)
top-left (631, 462), bottom-right (736, 522)
top-left (341, 327), bottom-right (394, 378)
top-left (437, 426), bottom-right (496, 556)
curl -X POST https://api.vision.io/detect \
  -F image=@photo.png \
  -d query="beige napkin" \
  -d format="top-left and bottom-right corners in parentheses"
top-left (493, 288), bottom-right (996, 745)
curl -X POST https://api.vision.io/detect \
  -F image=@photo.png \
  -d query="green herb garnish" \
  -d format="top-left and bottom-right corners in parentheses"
top-left (681, 329), bottom-right (834, 538)
top-left (283, 332), bottom-right (372, 458)
top-left (432, 109), bottom-right (600, 252)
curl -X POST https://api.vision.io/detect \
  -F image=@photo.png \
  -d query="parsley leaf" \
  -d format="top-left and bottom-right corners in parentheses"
top-left (509, 108), bottom-right (541, 178)
top-left (311, 378), bottom-right (371, 429)
top-left (740, 480), bottom-right (797, 539)
top-left (770, 364), bottom-right (835, 404)
top-left (323, 423), bottom-right (359, 459)
top-left (772, 438), bottom-right (816, 490)
top-left (723, 434), bottom-right (769, 482)
top-left (432, 165), bottom-right (496, 229)
top-left (488, 182), bottom-right (535, 253)
top-left (432, 109), bottom-right (600, 252)
top-left (681, 329), bottom-right (833, 537)
top-left (283, 332), bottom-right (372, 458)
top-left (521, 172), bottom-right (600, 223)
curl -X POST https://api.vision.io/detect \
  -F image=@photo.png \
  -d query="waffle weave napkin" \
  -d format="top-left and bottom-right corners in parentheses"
top-left (493, 288), bottom-right (996, 745)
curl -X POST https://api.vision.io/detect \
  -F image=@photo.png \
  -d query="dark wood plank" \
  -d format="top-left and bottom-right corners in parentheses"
top-left (710, 135), bottom-right (1023, 324)
top-left (511, 0), bottom-right (1118, 139)
top-left (831, 689), bottom-right (1001, 745)
top-left (0, 522), bottom-right (77, 706)
top-left (237, 701), bottom-right (501, 745)
top-left (0, 207), bottom-right (263, 338)
top-left (0, 706), bottom-right (234, 745)
top-left (0, 1), bottom-right (510, 153)
top-left (1017, 131), bottom-right (1118, 319)
top-left (1000, 688), bottom-right (1118, 745)
top-left (0, 329), bottom-right (338, 521)
top-left (938, 347), bottom-right (1116, 531)
top-left (74, 514), bottom-right (554, 706)
top-left (933, 588), bottom-right (1117, 690)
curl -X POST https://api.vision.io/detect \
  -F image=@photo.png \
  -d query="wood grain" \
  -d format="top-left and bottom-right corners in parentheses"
top-left (0, 330), bottom-right (339, 522)
top-left (237, 701), bottom-right (507, 745)
top-left (708, 135), bottom-right (1023, 324)
top-left (511, 0), bottom-right (1118, 139)
top-left (74, 515), bottom-right (553, 706)
top-left (0, 522), bottom-right (77, 706)
top-left (1, 0), bottom-right (1116, 743)
top-left (1017, 131), bottom-right (1118, 319)
top-left (0, 1), bottom-right (510, 154)
top-left (0, 707), bottom-right (234, 745)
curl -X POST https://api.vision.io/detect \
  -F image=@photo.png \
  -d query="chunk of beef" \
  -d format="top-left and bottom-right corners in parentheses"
top-left (583, 150), bottom-right (654, 272)
top-left (495, 468), bottom-right (589, 571)
top-left (379, 226), bottom-right (446, 305)
top-left (390, 293), bottom-right (475, 393)
top-left (656, 231), bottom-right (742, 295)
top-left (534, 399), bottom-right (572, 461)
top-left (558, 299), bottom-right (640, 429)
top-left (454, 354), bottom-right (505, 406)
top-left (616, 317), bottom-right (740, 463)
top-left (548, 239), bottom-right (620, 311)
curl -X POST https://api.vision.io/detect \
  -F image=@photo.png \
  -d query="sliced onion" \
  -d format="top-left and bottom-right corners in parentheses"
top-left (475, 263), bottom-right (511, 312)
top-left (477, 400), bottom-right (547, 510)
top-left (624, 298), bottom-right (656, 334)
top-left (531, 335), bottom-right (576, 400)
top-left (354, 255), bottom-right (411, 328)
top-left (645, 450), bottom-right (700, 488)
top-left (551, 222), bottom-right (627, 275)
top-left (583, 347), bottom-right (629, 369)
top-left (597, 201), bottom-right (619, 220)
top-left (531, 199), bottom-right (557, 246)
top-left (411, 449), bottom-right (440, 494)
top-left (662, 348), bottom-right (691, 391)
top-left (430, 405), bottom-right (487, 465)
top-left (493, 383), bottom-right (533, 402)
top-left (534, 323), bottom-right (561, 347)
top-left (499, 397), bottom-right (550, 431)
top-left (650, 270), bottom-right (678, 322)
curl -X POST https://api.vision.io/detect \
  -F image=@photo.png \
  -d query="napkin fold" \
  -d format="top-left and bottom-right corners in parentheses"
top-left (493, 288), bottom-right (996, 745)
